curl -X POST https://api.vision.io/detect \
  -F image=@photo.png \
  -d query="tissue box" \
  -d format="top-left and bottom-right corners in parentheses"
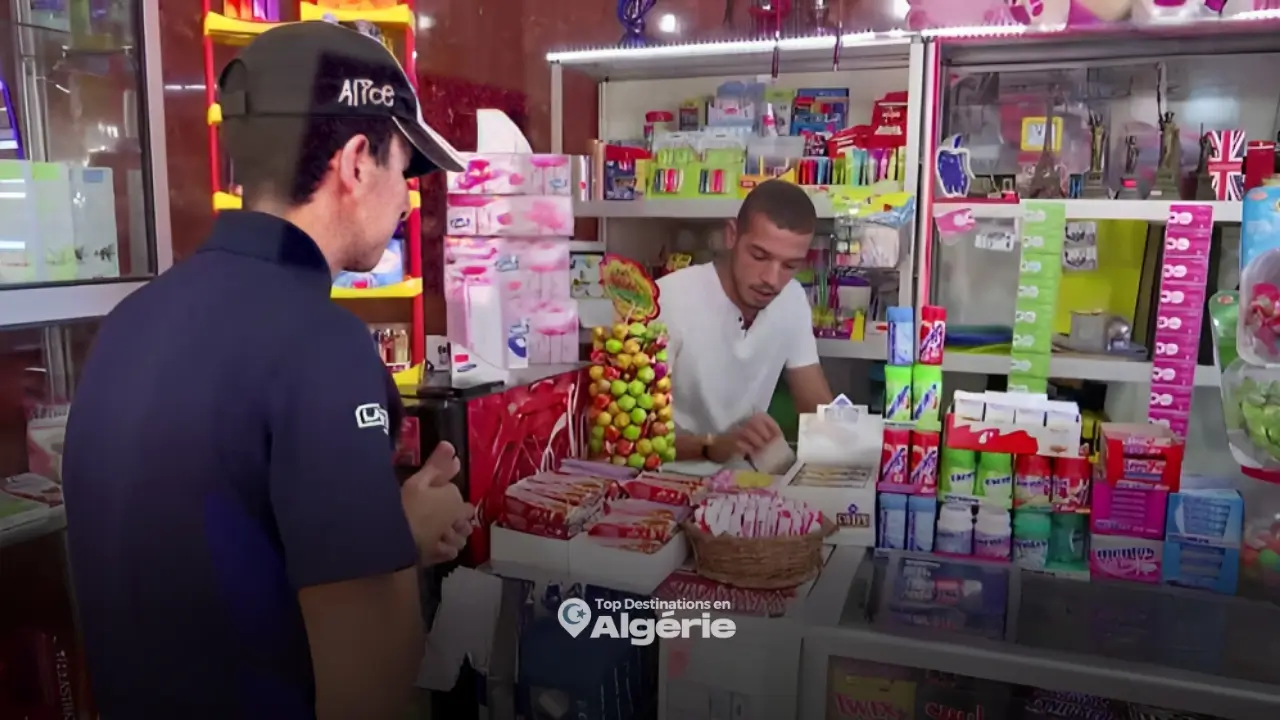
top-left (447, 153), bottom-right (573, 196)
top-left (1163, 541), bottom-right (1240, 594)
top-left (507, 239), bottom-right (571, 299)
top-left (1165, 489), bottom-right (1243, 548)
top-left (1090, 482), bottom-right (1168, 540)
top-left (1089, 535), bottom-right (1163, 584)
top-left (446, 195), bottom-right (574, 236)
top-left (526, 299), bottom-right (579, 364)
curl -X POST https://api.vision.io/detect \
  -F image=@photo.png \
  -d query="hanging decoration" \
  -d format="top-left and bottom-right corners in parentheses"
top-left (617, 0), bottom-right (658, 47)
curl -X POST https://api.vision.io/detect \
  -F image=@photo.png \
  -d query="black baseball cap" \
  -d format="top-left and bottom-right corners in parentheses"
top-left (218, 20), bottom-right (464, 176)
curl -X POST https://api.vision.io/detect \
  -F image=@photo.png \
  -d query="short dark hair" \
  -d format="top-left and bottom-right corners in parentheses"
top-left (736, 179), bottom-right (817, 236)
top-left (222, 115), bottom-right (395, 207)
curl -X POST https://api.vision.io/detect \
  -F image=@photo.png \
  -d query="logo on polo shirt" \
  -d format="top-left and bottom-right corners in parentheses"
top-left (337, 79), bottom-right (395, 109)
top-left (355, 403), bottom-right (390, 434)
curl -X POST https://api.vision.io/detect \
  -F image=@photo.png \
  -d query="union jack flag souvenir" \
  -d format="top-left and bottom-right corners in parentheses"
top-left (1207, 129), bottom-right (1246, 201)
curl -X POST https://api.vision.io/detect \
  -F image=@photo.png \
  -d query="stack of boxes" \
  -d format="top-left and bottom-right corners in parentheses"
top-left (444, 153), bottom-right (578, 377)
top-left (1009, 200), bottom-right (1066, 395)
top-left (1163, 488), bottom-right (1244, 594)
top-left (1089, 424), bottom-right (1185, 584)
top-left (876, 306), bottom-right (940, 553)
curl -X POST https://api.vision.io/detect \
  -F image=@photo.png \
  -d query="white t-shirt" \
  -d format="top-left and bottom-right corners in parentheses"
top-left (657, 262), bottom-right (819, 437)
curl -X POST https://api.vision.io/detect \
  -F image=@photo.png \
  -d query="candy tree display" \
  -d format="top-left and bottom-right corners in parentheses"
top-left (587, 255), bottom-right (674, 469)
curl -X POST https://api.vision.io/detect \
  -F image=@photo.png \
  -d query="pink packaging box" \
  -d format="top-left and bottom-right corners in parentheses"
top-left (1090, 535), bottom-right (1163, 583)
top-left (1166, 203), bottom-right (1215, 232)
top-left (447, 153), bottom-right (573, 196)
top-left (1091, 481), bottom-right (1168, 539)
top-left (446, 195), bottom-right (574, 237)
top-left (507, 239), bottom-right (571, 300)
top-left (1159, 259), bottom-right (1210, 289)
top-left (1161, 232), bottom-right (1211, 261)
top-left (1148, 413), bottom-right (1188, 438)
top-left (1150, 359), bottom-right (1196, 387)
top-left (526, 299), bottom-right (580, 364)
top-left (1151, 335), bottom-right (1197, 363)
top-left (1154, 303), bottom-right (1203, 339)
top-left (1155, 285), bottom-right (1205, 313)
top-left (1149, 383), bottom-right (1193, 415)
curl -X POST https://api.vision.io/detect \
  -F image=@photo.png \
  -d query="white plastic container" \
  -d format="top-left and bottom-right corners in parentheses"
top-left (934, 502), bottom-right (974, 556)
top-left (973, 507), bottom-right (1012, 560)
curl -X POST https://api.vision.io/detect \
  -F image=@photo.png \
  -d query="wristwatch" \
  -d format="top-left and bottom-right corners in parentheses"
top-left (700, 434), bottom-right (715, 461)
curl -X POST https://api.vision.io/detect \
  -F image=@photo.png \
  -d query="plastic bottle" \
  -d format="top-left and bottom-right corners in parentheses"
top-left (941, 447), bottom-right (977, 495)
top-left (1013, 454), bottom-right (1052, 509)
top-left (878, 494), bottom-right (908, 550)
top-left (977, 452), bottom-right (1014, 504)
top-left (1050, 513), bottom-right (1087, 564)
top-left (973, 507), bottom-right (1012, 560)
top-left (934, 503), bottom-right (974, 555)
top-left (907, 495), bottom-right (937, 552)
top-left (1012, 512), bottom-right (1051, 569)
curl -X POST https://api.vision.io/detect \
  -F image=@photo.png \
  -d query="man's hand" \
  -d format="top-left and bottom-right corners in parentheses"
top-left (708, 413), bottom-right (782, 463)
top-left (401, 442), bottom-right (473, 566)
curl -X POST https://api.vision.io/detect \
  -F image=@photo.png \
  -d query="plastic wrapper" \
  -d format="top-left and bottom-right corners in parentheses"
top-left (501, 473), bottom-right (615, 538)
top-left (589, 498), bottom-right (687, 544)
top-left (1210, 291), bottom-right (1280, 471)
top-left (692, 493), bottom-right (823, 538)
top-left (619, 472), bottom-right (705, 506)
top-left (830, 194), bottom-right (915, 269)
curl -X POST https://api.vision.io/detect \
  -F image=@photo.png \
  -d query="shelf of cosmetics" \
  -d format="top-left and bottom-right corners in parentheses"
top-left (370, 323), bottom-right (411, 372)
top-left (935, 118), bottom-right (1277, 204)
top-left (875, 415), bottom-right (1249, 596)
top-left (589, 89), bottom-right (908, 203)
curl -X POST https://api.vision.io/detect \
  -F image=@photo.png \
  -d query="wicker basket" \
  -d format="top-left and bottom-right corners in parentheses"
top-left (681, 517), bottom-right (837, 590)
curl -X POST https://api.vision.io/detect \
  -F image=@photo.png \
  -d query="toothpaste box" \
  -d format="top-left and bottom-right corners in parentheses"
top-left (1089, 535), bottom-right (1163, 584)
top-left (1163, 541), bottom-right (1240, 594)
top-left (1164, 489), bottom-right (1243, 549)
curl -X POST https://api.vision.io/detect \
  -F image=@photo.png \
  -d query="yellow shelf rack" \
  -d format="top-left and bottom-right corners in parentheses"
top-left (331, 277), bottom-right (423, 299)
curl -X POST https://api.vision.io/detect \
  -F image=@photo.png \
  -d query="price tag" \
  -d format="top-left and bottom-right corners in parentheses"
top-left (976, 231), bottom-right (1016, 252)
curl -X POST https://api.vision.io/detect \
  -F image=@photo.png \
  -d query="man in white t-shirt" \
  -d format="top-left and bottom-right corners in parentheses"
top-left (658, 180), bottom-right (834, 464)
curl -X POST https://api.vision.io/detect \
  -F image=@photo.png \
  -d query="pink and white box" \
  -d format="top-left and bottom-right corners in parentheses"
top-left (1090, 535), bottom-right (1163, 584)
top-left (446, 195), bottom-right (574, 237)
top-left (526, 299), bottom-right (580, 364)
top-left (447, 153), bottom-right (573, 196)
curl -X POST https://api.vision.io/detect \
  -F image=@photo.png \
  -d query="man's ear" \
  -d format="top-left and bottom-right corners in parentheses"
top-left (724, 218), bottom-right (738, 250)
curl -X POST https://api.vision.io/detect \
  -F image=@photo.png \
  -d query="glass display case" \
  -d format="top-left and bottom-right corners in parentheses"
top-left (0, 0), bottom-right (170, 327)
top-left (0, 1), bottom-right (167, 716)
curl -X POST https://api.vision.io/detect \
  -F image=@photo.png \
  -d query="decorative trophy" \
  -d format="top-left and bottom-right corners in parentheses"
top-left (1027, 97), bottom-right (1064, 199)
top-left (1117, 135), bottom-right (1142, 200)
top-left (1082, 111), bottom-right (1109, 199)
top-left (617, 0), bottom-right (657, 47)
top-left (1150, 111), bottom-right (1182, 199)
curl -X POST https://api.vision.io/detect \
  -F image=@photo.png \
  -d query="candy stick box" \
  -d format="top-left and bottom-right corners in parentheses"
top-left (1089, 535), bottom-right (1163, 584)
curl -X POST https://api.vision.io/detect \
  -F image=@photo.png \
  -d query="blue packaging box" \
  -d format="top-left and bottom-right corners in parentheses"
top-left (1162, 541), bottom-right (1240, 594)
top-left (1164, 488), bottom-right (1243, 548)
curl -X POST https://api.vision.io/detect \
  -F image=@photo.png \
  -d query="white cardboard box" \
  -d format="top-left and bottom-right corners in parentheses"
top-left (779, 461), bottom-right (877, 547)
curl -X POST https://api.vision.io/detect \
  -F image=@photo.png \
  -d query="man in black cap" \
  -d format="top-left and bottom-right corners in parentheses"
top-left (61, 21), bottom-right (469, 720)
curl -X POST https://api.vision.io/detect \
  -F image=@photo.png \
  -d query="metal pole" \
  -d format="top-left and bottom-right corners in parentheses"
top-left (550, 62), bottom-right (563, 154)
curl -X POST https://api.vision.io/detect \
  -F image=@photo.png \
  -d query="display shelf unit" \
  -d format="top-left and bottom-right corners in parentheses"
top-left (548, 34), bottom-right (925, 364)
top-left (933, 198), bottom-right (1245, 224)
top-left (199, 1), bottom-right (426, 366)
top-left (916, 30), bottom-right (1280, 402)
top-left (576, 195), bottom-right (838, 219)
top-left (801, 547), bottom-right (1280, 720)
top-left (942, 351), bottom-right (1221, 387)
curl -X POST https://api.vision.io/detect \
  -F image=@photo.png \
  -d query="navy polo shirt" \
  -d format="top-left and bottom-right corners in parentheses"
top-left (61, 211), bottom-right (418, 719)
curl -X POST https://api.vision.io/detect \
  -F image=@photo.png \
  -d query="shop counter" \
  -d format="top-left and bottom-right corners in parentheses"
top-left (798, 546), bottom-right (1280, 719)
